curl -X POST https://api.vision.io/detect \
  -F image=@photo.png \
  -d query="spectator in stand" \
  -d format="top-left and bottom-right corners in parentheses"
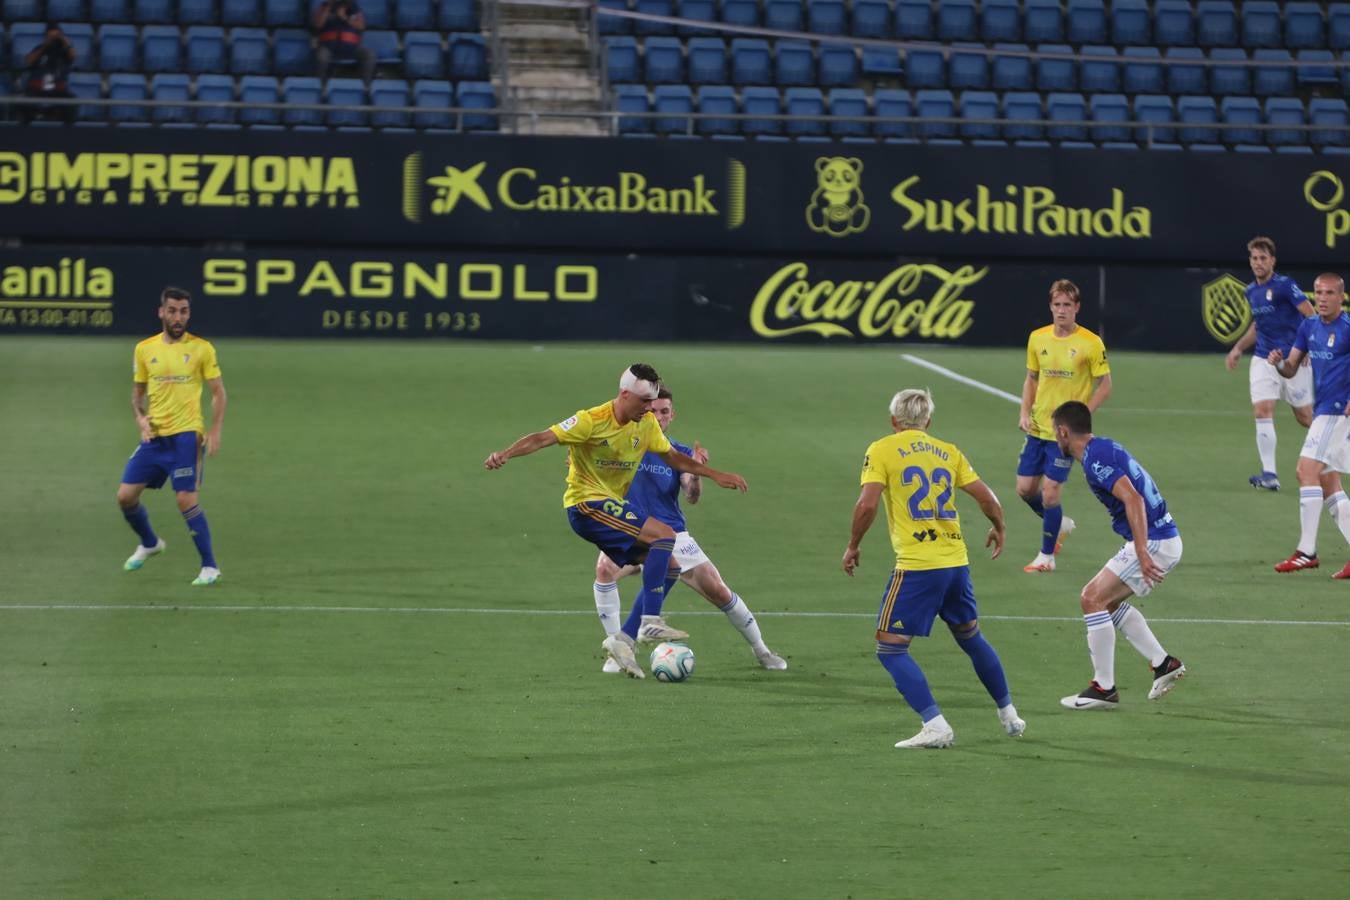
top-left (312, 0), bottom-right (376, 84)
top-left (22, 24), bottom-right (77, 124)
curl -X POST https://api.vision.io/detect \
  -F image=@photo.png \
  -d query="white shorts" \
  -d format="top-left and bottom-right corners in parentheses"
top-left (672, 531), bottom-right (712, 572)
top-left (1300, 414), bottom-right (1350, 471)
top-left (1105, 535), bottom-right (1183, 597)
top-left (1249, 355), bottom-right (1313, 407)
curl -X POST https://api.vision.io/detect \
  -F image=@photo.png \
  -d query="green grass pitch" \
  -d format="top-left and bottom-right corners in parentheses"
top-left (1, 337), bottom-right (1348, 899)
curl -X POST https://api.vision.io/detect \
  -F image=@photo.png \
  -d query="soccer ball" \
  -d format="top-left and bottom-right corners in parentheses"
top-left (649, 642), bottom-right (695, 683)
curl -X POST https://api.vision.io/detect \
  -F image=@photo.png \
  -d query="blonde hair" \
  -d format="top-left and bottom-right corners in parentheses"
top-left (1048, 279), bottom-right (1080, 305)
top-left (889, 388), bottom-right (934, 430)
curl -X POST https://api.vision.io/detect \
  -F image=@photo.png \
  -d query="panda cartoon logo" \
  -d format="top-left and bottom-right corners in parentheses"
top-left (805, 157), bottom-right (870, 238)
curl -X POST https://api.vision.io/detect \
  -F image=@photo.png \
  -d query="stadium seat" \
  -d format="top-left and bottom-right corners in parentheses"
top-left (177, 0), bottom-right (215, 25)
top-left (69, 70), bottom-right (103, 120)
top-left (1024, 0), bottom-right (1063, 43)
top-left (449, 33), bottom-right (487, 80)
top-left (687, 37), bottom-right (725, 84)
top-left (107, 71), bottom-right (147, 121)
top-left (1295, 49), bottom-right (1337, 86)
top-left (1197, 0), bottom-right (1237, 47)
top-left (457, 80), bottom-right (496, 130)
top-left (1219, 95), bottom-right (1260, 144)
top-left (437, 0), bottom-right (478, 31)
top-left (412, 77), bottom-right (452, 129)
top-left (958, 89), bottom-right (998, 139)
top-left (1239, 1), bottom-right (1280, 48)
top-left (784, 85), bottom-right (825, 135)
top-left (96, 23), bottom-right (137, 72)
top-left (402, 31), bottom-right (444, 79)
top-left (1251, 48), bottom-right (1293, 96)
top-left (677, 0), bottom-right (715, 36)
top-left (395, 0), bottom-right (433, 29)
top-left (1309, 97), bottom-right (1349, 146)
top-left (282, 75), bottom-right (323, 125)
top-left (1080, 45), bottom-right (1119, 93)
top-left (1209, 47), bottom-right (1251, 95)
top-left (949, 42), bottom-right (988, 90)
top-left (363, 29), bottom-right (400, 65)
top-left (991, 43), bottom-right (1032, 91)
top-left (872, 87), bottom-right (912, 139)
top-left (1332, 3), bottom-right (1350, 50)
top-left (1067, 0), bottom-right (1107, 44)
top-left (606, 36), bottom-right (639, 83)
top-left (828, 86), bottom-right (867, 136)
top-left (720, 0), bottom-right (757, 27)
top-left (740, 84), bottom-right (781, 134)
top-left (1002, 90), bottom-right (1043, 140)
top-left (809, 0), bottom-right (847, 35)
top-left (61, 23), bottom-right (94, 71)
top-left (695, 83), bottom-right (736, 135)
top-left (852, 0), bottom-right (889, 39)
top-left (1135, 94), bottom-right (1176, 143)
top-left (894, 0), bottom-right (932, 40)
top-left (914, 87), bottom-right (954, 138)
top-left (1035, 44), bottom-right (1075, 91)
top-left (229, 27), bottom-right (270, 76)
top-left (1178, 95), bottom-right (1219, 143)
top-left (1046, 91), bottom-right (1086, 141)
top-left (238, 73), bottom-right (279, 124)
top-left (652, 82), bottom-right (692, 134)
top-left (185, 25), bottom-right (225, 75)
top-left (1155, 0), bottom-right (1194, 46)
top-left (4, 0), bottom-right (43, 19)
top-left (90, 0), bottom-right (130, 22)
top-left (325, 76), bottom-right (366, 126)
top-left (597, 0), bottom-right (631, 35)
top-left (775, 40), bottom-right (813, 86)
top-left (1283, 2), bottom-right (1325, 49)
top-left (194, 72), bottom-right (234, 122)
top-left (730, 38), bottom-right (771, 85)
top-left (359, 0), bottom-right (388, 27)
top-left (614, 83), bottom-right (649, 133)
top-left (1165, 47), bottom-right (1206, 95)
top-left (1264, 97), bottom-right (1305, 145)
top-left (150, 71), bottom-right (190, 122)
top-left (9, 22), bottom-right (47, 66)
top-left (644, 35), bottom-right (684, 84)
top-left (1111, 0), bottom-right (1150, 45)
top-left (860, 46), bottom-right (901, 75)
top-left (818, 45), bottom-right (855, 87)
top-left (129, 0), bottom-right (170, 21)
top-left (1089, 92), bottom-right (1130, 142)
top-left (904, 43), bottom-right (944, 88)
top-left (263, 0), bottom-right (303, 26)
top-left (981, 0), bottom-right (1020, 42)
top-left (764, 0), bottom-right (801, 32)
top-left (1122, 46), bottom-right (1164, 93)
top-left (270, 27), bottom-right (311, 76)
top-left (635, 0), bottom-right (674, 36)
top-left (936, 0), bottom-right (976, 41)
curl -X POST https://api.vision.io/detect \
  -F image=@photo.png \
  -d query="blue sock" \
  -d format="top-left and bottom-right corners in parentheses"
top-left (121, 504), bottom-right (158, 548)
top-left (1022, 493), bottom-right (1045, 518)
top-left (1042, 503), bottom-right (1063, 556)
top-left (876, 643), bottom-right (940, 722)
top-left (622, 538), bottom-right (674, 639)
top-left (621, 594), bottom-right (643, 638)
top-left (624, 570), bottom-right (679, 635)
top-left (181, 505), bottom-right (217, 569)
top-left (952, 624), bottom-right (1012, 708)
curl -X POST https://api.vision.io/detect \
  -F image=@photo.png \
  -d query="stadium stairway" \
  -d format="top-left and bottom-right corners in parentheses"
top-left (496, 0), bottom-right (608, 135)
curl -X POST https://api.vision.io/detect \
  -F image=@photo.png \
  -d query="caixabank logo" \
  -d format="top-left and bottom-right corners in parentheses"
top-left (400, 153), bottom-right (746, 229)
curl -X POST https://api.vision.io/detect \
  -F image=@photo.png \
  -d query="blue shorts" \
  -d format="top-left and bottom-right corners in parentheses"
top-left (876, 565), bottom-right (978, 638)
top-left (121, 432), bottom-right (203, 493)
top-left (566, 498), bottom-right (650, 566)
top-left (1016, 435), bottom-right (1073, 483)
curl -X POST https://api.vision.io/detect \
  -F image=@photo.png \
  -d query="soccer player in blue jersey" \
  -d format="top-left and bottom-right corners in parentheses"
top-left (843, 388), bottom-right (1024, 749)
top-left (1267, 274), bottom-right (1350, 577)
top-left (1051, 401), bottom-right (1186, 710)
top-left (485, 364), bottom-right (748, 679)
top-left (591, 386), bottom-right (787, 672)
top-left (116, 287), bottom-right (227, 586)
top-left (1225, 236), bottom-right (1314, 491)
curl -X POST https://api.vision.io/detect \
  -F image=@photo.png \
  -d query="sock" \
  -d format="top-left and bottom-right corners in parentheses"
top-left (1298, 486), bottom-right (1324, 556)
top-left (1041, 503), bottom-right (1063, 556)
top-left (593, 580), bottom-right (621, 637)
top-left (1110, 602), bottom-right (1166, 668)
top-left (621, 538), bottom-right (674, 639)
top-left (1325, 491), bottom-right (1350, 547)
top-left (181, 505), bottom-right (217, 569)
top-left (1255, 418), bottom-right (1277, 474)
top-left (121, 503), bottom-right (158, 548)
top-left (628, 568), bottom-right (681, 634)
top-left (951, 623), bottom-right (1012, 707)
top-left (718, 593), bottom-right (767, 652)
top-left (876, 642), bottom-right (940, 722)
top-left (1084, 611), bottom-right (1116, 689)
top-left (1021, 493), bottom-right (1045, 519)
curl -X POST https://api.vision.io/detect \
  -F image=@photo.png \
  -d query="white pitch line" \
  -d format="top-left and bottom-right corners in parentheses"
top-left (0, 604), bottom-right (1345, 627)
top-left (900, 353), bottom-right (1021, 404)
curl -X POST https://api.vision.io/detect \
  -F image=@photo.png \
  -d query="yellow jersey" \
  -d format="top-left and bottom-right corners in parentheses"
top-left (1026, 324), bottom-right (1109, 439)
top-left (550, 401), bottom-right (673, 508)
top-left (133, 332), bottom-right (221, 438)
top-left (861, 429), bottom-right (980, 571)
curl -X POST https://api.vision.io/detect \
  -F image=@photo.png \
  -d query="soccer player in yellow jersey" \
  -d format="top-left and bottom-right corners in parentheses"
top-left (116, 287), bottom-right (227, 586)
top-left (1017, 279), bottom-right (1112, 574)
top-left (843, 388), bottom-right (1024, 749)
top-left (485, 363), bottom-right (748, 678)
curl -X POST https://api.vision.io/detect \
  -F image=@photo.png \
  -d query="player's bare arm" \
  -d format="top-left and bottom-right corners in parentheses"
top-left (205, 377), bottom-right (226, 456)
top-left (485, 429), bottom-right (559, 469)
top-left (1267, 346), bottom-right (1304, 379)
top-left (131, 382), bottom-right (153, 442)
top-left (681, 441), bottom-right (708, 504)
top-left (960, 479), bottom-right (1006, 560)
top-left (1111, 475), bottom-right (1166, 586)
top-left (1018, 371), bottom-right (1037, 432)
top-left (1226, 324), bottom-right (1256, 370)
top-left (842, 482), bottom-right (883, 575)
top-left (1085, 373), bottom-right (1112, 413)
top-left (661, 447), bottom-right (746, 492)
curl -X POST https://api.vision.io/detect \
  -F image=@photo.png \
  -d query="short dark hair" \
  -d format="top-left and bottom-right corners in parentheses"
top-left (1248, 236), bottom-right (1276, 257)
top-left (656, 384), bottom-right (672, 401)
top-left (1052, 400), bottom-right (1092, 435)
top-left (629, 362), bottom-right (660, 384)
top-left (161, 286), bottom-right (191, 305)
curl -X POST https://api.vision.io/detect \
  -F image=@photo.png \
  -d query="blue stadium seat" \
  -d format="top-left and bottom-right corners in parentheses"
top-left (1024, 0), bottom-right (1063, 43)
top-left (1165, 47), bottom-right (1206, 94)
top-left (108, 72), bottom-right (147, 121)
top-left (720, 0), bottom-right (757, 27)
top-left (852, 0), bottom-right (889, 38)
top-left (220, 0), bottom-right (259, 23)
top-left (229, 27), bottom-right (270, 75)
top-left (1080, 45), bottom-right (1119, 93)
top-left (1122, 46), bottom-right (1164, 93)
top-left (1239, 1), bottom-right (1279, 48)
top-left (69, 70), bottom-right (103, 120)
top-left (1067, 0), bottom-right (1107, 44)
top-left (1295, 49), bottom-right (1337, 86)
top-left (449, 32), bottom-right (487, 80)
top-left (784, 85), bottom-right (825, 135)
top-left (1310, 97), bottom-right (1348, 146)
top-left (97, 23), bottom-right (137, 72)
top-left (1284, 2), bottom-right (1325, 49)
top-left (730, 38), bottom-right (770, 85)
top-left (613, 83), bottom-right (649, 133)
top-left (60, 22), bottom-right (94, 71)
top-left (150, 72), bottom-right (190, 122)
top-left (635, 0), bottom-right (674, 36)
top-left (238, 73), bottom-right (279, 124)
top-left (194, 72), bottom-right (234, 122)
top-left (90, 0), bottom-right (130, 22)
top-left (644, 35), bottom-right (683, 83)
top-left (1111, 0), bottom-right (1150, 45)
top-left (991, 43), bottom-right (1032, 90)
top-left (1178, 95), bottom-right (1219, 143)
top-left (263, 0), bottom-right (303, 26)
top-left (395, 0), bottom-right (432, 29)
top-left (981, 0), bottom-right (1020, 42)
top-left (677, 0), bottom-right (715, 35)
top-left (949, 42), bottom-right (988, 90)
top-left (1089, 92), bottom-right (1130, 142)
top-left (1264, 97), bottom-right (1305, 145)
top-left (457, 80), bottom-right (496, 130)
top-left (1002, 91), bottom-right (1043, 140)
top-left (808, 0), bottom-right (846, 36)
top-left (9, 22), bottom-right (44, 63)
top-left (363, 29), bottom-right (399, 64)
top-left (402, 31), bottom-right (443, 79)
top-left (325, 76), bottom-right (366, 126)
top-left (412, 78), bottom-right (452, 129)
top-left (764, 0), bottom-right (801, 32)
top-left (1219, 95), bottom-right (1260, 144)
top-left (1046, 91), bottom-right (1086, 141)
top-left (1197, 1), bottom-right (1237, 47)
top-left (1209, 47), bottom-right (1251, 95)
top-left (775, 40), bottom-right (813, 85)
top-left (652, 82), bottom-right (691, 133)
top-left (1155, 0), bottom-right (1194, 46)
top-left (282, 74), bottom-right (322, 125)
top-left (4, 0), bottom-right (43, 19)
top-left (178, 0), bottom-right (215, 25)
top-left (185, 25), bottom-right (225, 74)
top-left (695, 83), bottom-right (736, 134)
top-left (271, 27), bottom-right (311, 76)
top-left (441, 0), bottom-right (477, 30)
top-left (1332, 3), bottom-right (1350, 50)
top-left (958, 88), bottom-right (997, 139)
top-left (914, 87), bottom-right (954, 138)
top-left (48, 0), bottom-right (86, 19)
top-left (358, 0), bottom-right (388, 26)
top-left (894, 0), bottom-right (932, 40)
top-left (829, 86), bottom-right (867, 136)
top-left (1035, 44), bottom-right (1075, 91)
top-left (861, 46), bottom-right (901, 75)
top-left (905, 43), bottom-right (944, 88)
top-left (873, 87), bottom-right (912, 138)
top-left (1135, 94), bottom-right (1176, 143)
top-left (597, 0), bottom-right (631, 35)
top-left (606, 36), bottom-right (638, 83)
top-left (818, 45), bottom-right (855, 86)
top-left (936, 0), bottom-right (975, 41)
top-left (687, 36), bottom-right (725, 83)
top-left (1251, 48), bottom-right (1293, 95)
top-left (367, 77), bottom-right (406, 128)
top-left (735, 84), bottom-right (775, 134)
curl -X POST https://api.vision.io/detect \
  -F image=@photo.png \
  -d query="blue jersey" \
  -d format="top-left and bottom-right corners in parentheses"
top-left (1246, 273), bottom-right (1308, 358)
top-left (625, 438), bottom-right (692, 532)
top-left (1081, 437), bottom-right (1178, 541)
top-left (1292, 313), bottom-right (1350, 416)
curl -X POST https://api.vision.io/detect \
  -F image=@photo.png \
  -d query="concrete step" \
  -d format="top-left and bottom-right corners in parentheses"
top-left (520, 117), bottom-right (610, 137)
top-left (506, 50), bottom-right (594, 69)
top-left (497, 22), bottom-right (587, 42)
top-left (511, 86), bottom-right (604, 105)
top-left (508, 68), bottom-right (598, 90)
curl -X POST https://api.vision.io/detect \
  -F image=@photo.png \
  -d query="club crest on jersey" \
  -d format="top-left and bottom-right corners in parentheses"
top-left (631, 436), bottom-right (640, 449)
top-left (183, 354), bottom-right (191, 363)
top-left (150, 357), bottom-right (158, 364)
top-left (1330, 334), bottom-right (1336, 347)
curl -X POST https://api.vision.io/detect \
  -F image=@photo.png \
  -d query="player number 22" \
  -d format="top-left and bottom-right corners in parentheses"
top-left (901, 466), bottom-right (957, 521)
